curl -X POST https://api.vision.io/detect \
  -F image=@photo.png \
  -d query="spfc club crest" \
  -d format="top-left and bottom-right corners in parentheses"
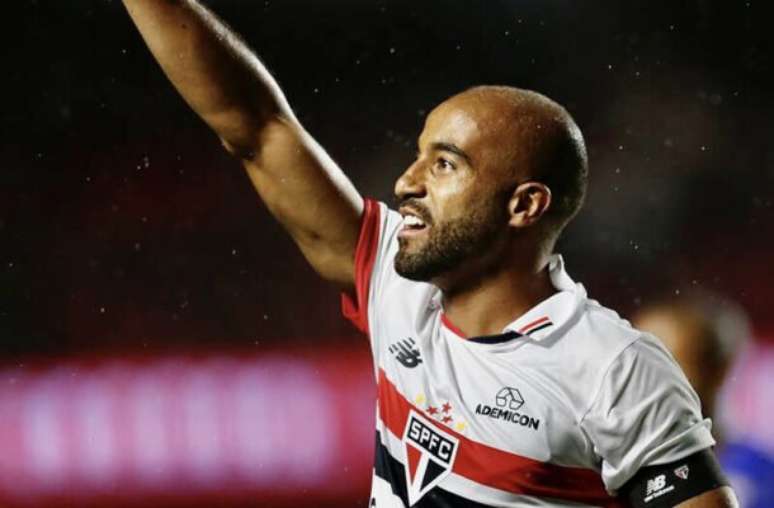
top-left (674, 465), bottom-right (690, 480)
top-left (402, 410), bottom-right (459, 505)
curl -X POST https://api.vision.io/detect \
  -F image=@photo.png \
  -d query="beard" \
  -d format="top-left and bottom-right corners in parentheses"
top-left (394, 198), bottom-right (506, 282)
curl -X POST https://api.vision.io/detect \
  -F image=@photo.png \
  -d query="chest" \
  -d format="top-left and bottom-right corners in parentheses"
top-left (375, 327), bottom-right (593, 467)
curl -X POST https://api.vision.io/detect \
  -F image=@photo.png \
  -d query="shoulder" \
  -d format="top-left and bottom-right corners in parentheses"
top-left (558, 296), bottom-right (692, 416)
top-left (572, 297), bottom-right (682, 374)
top-left (576, 297), bottom-right (642, 356)
top-left (574, 304), bottom-right (714, 491)
top-left (557, 297), bottom-right (646, 387)
top-left (579, 309), bottom-right (704, 425)
top-left (342, 200), bottom-right (430, 334)
top-left (364, 203), bottom-right (439, 331)
top-left (591, 299), bottom-right (685, 381)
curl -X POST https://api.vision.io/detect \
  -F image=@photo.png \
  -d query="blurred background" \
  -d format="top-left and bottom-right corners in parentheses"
top-left (1, 0), bottom-right (773, 506)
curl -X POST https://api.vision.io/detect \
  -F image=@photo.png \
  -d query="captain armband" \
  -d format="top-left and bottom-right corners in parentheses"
top-left (619, 449), bottom-right (729, 508)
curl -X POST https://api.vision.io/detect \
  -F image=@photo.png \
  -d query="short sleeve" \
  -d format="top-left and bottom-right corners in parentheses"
top-left (340, 199), bottom-right (404, 334)
top-left (580, 334), bottom-right (716, 493)
top-left (341, 199), bottom-right (382, 333)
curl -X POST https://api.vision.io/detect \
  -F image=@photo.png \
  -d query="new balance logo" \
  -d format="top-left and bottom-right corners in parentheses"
top-left (644, 473), bottom-right (674, 503)
top-left (646, 475), bottom-right (666, 496)
top-left (389, 338), bottom-right (422, 368)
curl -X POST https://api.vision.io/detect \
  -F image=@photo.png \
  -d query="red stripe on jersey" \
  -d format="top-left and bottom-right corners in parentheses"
top-left (377, 369), bottom-right (623, 507)
top-left (406, 442), bottom-right (422, 482)
top-left (518, 316), bottom-right (551, 334)
top-left (341, 199), bottom-right (381, 333)
top-left (441, 313), bottom-right (467, 338)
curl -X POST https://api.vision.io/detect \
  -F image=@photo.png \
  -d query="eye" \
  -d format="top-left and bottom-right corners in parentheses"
top-left (435, 157), bottom-right (456, 172)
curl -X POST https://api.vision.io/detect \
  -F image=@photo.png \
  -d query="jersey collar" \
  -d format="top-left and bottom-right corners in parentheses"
top-left (436, 254), bottom-right (586, 344)
top-left (501, 254), bottom-right (586, 342)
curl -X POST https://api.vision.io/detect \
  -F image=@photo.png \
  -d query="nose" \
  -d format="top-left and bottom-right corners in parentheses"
top-left (394, 160), bottom-right (427, 201)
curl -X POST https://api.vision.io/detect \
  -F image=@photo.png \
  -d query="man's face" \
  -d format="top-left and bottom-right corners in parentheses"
top-left (393, 98), bottom-right (516, 283)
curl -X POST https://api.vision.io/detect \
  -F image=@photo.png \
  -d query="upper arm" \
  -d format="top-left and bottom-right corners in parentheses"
top-left (234, 115), bottom-right (364, 288)
top-left (583, 337), bottom-right (736, 506)
top-left (581, 336), bottom-right (716, 491)
top-left (675, 487), bottom-right (738, 508)
top-left (618, 449), bottom-right (734, 507)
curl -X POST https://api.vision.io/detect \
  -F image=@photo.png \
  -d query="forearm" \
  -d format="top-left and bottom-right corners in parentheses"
top-left (123, 0), bottom-right (290, 155)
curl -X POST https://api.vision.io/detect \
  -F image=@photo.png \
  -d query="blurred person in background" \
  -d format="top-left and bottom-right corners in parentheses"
top-left (122, 0), bottom-right (737, 506)
top-left (635, 292), bottom-right (774, 508)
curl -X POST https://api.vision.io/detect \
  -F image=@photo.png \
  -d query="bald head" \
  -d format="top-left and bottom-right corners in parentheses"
top-left (444, 86), bottom-right (588, 233)
top-left (393, 85), bottom-right (588, 285)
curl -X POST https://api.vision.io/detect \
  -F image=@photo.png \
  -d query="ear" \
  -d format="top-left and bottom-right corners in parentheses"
top-left (507, 182), bottom-right (552, 228)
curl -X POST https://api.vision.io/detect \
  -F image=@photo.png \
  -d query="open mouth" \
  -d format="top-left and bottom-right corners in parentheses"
top-left (398, 212), bottom-right (429, 238)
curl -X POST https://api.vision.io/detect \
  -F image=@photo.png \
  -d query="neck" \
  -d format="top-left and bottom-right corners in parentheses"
top-left (441, 252), bottom-right (556, 338)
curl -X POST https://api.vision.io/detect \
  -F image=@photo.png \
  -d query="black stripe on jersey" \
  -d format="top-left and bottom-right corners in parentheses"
top-left (524, 322), bottom-right (552, 335)
top-left (374, 431), bottom-right (409, 504)
top-left (373, 431), bottom-right (495, 507)
top-left (467, 331), bottom-right (522, 345)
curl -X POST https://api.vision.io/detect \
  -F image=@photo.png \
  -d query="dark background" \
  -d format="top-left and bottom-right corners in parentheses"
top-left (2, 0), bottom-right (772, 359)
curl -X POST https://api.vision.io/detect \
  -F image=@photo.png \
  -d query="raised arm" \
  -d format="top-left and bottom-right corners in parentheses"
top-left (122, 0), bottom-right (363, 287)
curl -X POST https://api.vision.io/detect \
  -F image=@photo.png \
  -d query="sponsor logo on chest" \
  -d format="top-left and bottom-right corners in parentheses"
top-left (474, 386), bottom-right (541, 430)
top-left (401, 410), bottom-right (459, 505)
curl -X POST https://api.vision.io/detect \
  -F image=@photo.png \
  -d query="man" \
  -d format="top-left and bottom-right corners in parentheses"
top-left (635, 294), bottom-right (773, 508)
top-left (122, 1), bottom-right (737, 506)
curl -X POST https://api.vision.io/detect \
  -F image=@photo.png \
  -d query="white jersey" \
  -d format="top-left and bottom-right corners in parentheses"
top-left (342, 200), bottom-right (715, 507)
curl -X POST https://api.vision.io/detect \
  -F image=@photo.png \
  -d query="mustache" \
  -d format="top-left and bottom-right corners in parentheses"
top-left (395, 197), bottom-right (433, 225)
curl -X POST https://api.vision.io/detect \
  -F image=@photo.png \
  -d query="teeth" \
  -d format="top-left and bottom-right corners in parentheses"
top-left (403, 215), bottom-right (425, 227)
